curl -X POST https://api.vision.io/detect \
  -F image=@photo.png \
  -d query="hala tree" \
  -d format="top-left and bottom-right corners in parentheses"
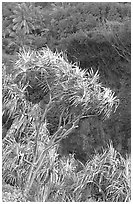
top-left (10, 2), bottom-right (47, 36)
top-left (2, 47), bottom-right (119, 199)
top-left (2, 2), bottom-right (48, 52)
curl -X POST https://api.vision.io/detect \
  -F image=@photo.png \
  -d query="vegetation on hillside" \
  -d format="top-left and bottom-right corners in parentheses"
top-left (2, 2), bottom-right (131, 202)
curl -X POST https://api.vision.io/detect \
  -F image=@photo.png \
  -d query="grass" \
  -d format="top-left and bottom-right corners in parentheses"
top-left (2, 143), bottom-right (131, 202)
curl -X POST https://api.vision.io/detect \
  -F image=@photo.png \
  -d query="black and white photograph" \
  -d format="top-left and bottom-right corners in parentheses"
top-left (2, 1), bottom-right (131, 202)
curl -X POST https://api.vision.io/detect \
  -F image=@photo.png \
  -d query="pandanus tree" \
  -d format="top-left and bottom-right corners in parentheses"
top-left (2, 47), bottom-right (119, 200)
top-left (3, 2), bottom-right (48, 51)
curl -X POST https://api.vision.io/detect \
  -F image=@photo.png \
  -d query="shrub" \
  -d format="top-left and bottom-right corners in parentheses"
top-left (2, 47), bottom-right (120, 200)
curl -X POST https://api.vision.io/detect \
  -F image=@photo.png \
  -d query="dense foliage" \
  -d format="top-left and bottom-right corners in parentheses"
top-left (2, 2), bottom-right (131, 202)
top-left (2, 47), bottom-right (130, 202)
